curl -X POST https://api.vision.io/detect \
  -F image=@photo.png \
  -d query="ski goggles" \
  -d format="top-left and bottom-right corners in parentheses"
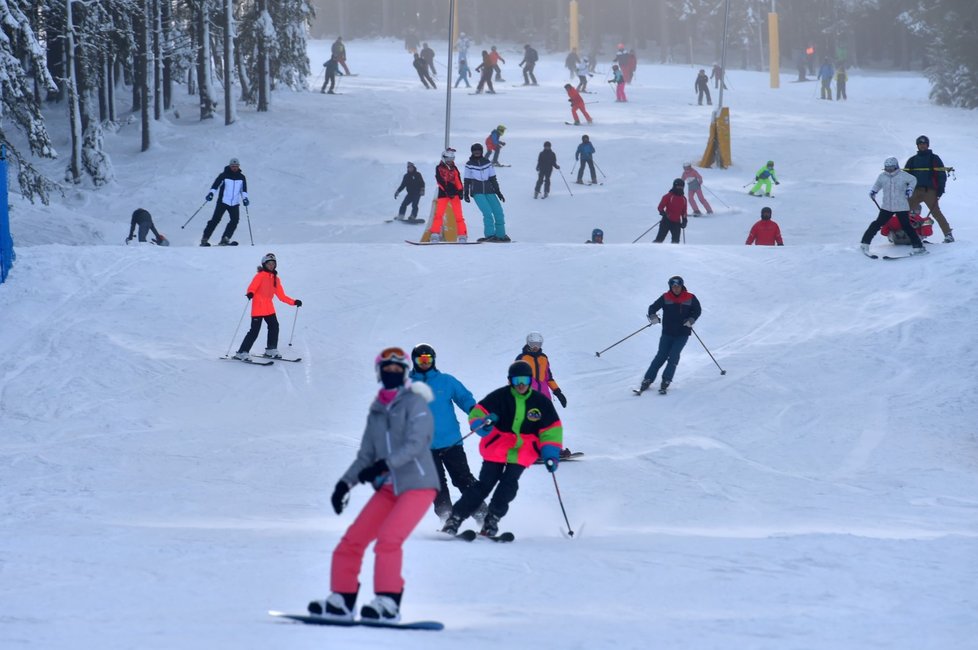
top-left (510, 376), bottom-right (532, 387)
top-left (377, 347), bottom-right (408, 366)
top-left (414, 354), bottom-right (434, 365)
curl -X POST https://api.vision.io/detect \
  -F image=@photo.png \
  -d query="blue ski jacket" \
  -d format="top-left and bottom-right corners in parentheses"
top-left (408, 368), bottom-right (477, 449)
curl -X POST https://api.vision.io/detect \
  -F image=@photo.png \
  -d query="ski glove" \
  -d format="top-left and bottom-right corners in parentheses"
top-left (647, 313), bottom-right (661, 325)
top-left (658, 210), bottom-right (667, 218)
top-left (681, 217), bottom-right (688, 229)
top-left (540, 446), bottom-right (560, 473)
top-left (554, 389), bottom-right (567, 408)
top-left (869, 190), bottom-right (877, 198)
top-left (126, 236), bottom-right (133, 242)
top-left (242, 198), bottom-right (250, 207)
top-left (754, 176), bottom-right (759, 181)
top-left (331, 481), bottom-right (349, 515)
top-left (684, 318), bottom-right (696, 328)
top-left (394, 192), bottom-right (400, 199)
top-left (497, 193), bottom-right (506, 203)
top-left (357, 459), bottom-right (389, 485)
top-left (905, 188), bottom-right (913, 198)
top-left (774, 181), bottom-right (780, 185)
top-left (471, 413), bottom-right (497, 436)
top-left (246, 292), bottom-right (254, 300)
top-left (206, 192), bottom-right (214, 201)
top-left (294, 299), bottom-right (302, 307)
top-left (463, 193), bottom-right (471, 203)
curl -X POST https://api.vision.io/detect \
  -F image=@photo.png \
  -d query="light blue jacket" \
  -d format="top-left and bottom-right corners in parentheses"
top-left (409, 368), bottom-right (477, 449)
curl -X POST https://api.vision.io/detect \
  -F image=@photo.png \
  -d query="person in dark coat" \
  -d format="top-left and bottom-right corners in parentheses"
top-left (127, 208), bottom-right (167, 245)
top-left (321, 56), bottom-right (343, 94)
top-left (534, 141), bottom-right (560, 199)
top-left (904, 135), bottom-right (954, 243)
top-left (639, 275), bottom-right (702, 393)
top-left (201, 158), bottom-right (249, 246)
top-left (519, 44), bottom-right (539, 85)
top-left (695, 69), bottom-right (712, 105)
top-left (331, 37), bottom-right (351, 75)
top-left (412, 52), bottom-right (436, 89)
top-left (420, 42), bottom-right (436, 77)
top-left (394, 162), bottom-right (425, 220)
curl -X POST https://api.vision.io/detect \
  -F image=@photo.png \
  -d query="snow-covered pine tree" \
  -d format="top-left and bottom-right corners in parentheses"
top-left (901, 0), bottom-right (978, 109)
top-left (0, 0), bottom-right (59, 203)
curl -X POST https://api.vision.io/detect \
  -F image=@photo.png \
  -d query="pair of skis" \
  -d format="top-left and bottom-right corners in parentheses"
top-left (445, 529), bottom-right (515, 543)
top-left (633, 385), bottom-right (669, 396)
top-left (221, 354), bottom-right (302, 366)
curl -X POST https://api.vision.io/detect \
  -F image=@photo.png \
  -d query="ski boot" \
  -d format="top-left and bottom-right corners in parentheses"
top-left (232, 351), bottom-right (249, 361)
top-left (441, 514), bottom-right (462, 536)
top-left (944, 231), bottom-right (955, 243)
top-left (472, 502), bottom-right (489, 525)
top-left (534, 191), bottom-right (540, 199)
top-left (639, 378), bottom-right (652, 392)
top-left (457, 236), bottom-right (468, 243)
top-left (660, 381), bottom-right (671, 392)
top-left (263, 348), bottom-right (283, 359)
top-left (361, 594), bottom-right (401, 623)
top-left (429, 233), bottom-right (442, 243)
top-left (479, 512), bottom-right (500, 538)
top-left (909, 246), bottom-right (929, 256)
top-left (200, 238), bottom-right (211, 247)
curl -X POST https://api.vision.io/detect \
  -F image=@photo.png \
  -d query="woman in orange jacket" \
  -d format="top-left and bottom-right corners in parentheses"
top-left (233, 253), bottom-right (301, 360)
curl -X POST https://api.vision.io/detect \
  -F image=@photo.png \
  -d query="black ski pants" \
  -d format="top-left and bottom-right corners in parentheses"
top-left (654, 218), bottom-right (682, 243)
top-left (416, 69), bottom-right (436, 89)
top-left (522, 63), bottom-right (537, 85)
top-left (398, 193), bottom-right (421, 218)
top-left (203, 203), bottom-right (240, 242)
top-left (862, 209), bottom-right (922, 248)
top-left (535, 169), bottom-right (554, 195)
top-left (320, 72), bottom-right (336, 93)
top-left (576, 159), bottom-right (596, 183)
top-left (431, 445), bottom-right (480, 519)
top-left (643, 333), bottom-right (689, 385)
top-left (238, 314), bottom-right (279, 353)
top-left (452, 460), bottom-right (525, 521)
top-left (476, 70), bottom-right (494, 93)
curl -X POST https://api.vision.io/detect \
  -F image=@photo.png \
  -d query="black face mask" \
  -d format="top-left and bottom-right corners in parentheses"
top-left (380, 368), bottom-right (405, 389)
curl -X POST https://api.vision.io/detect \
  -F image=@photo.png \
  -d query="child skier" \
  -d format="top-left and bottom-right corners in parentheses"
top-left (609, 64), bottom-right (627, 102)
top-left (308, 347), bottom-right (437, 624)
top-left (430, 149), bottom-right (468, 242)
top-left (441, 361), bottom-right (563, 538)
top-left (233, 253), bottom-right (301, 361)
top-left (485, 125), bottom-right (506, 166)
top-left (586, 228), bottom-right (604, 244)
top-left (534, 141), bottom-right (560, 199)
top-left (574, 134), bottom-right (597, 184)
top-left (862, 157), bottom-right (926, 255)
top-left (515, 331), bottom-right (567, 408)
top-left (394, 162), bottom-right (425, 221)
top-left (681, 163), bottom-right (712, 215)
top-left (749, 161), bottom-right (779, 197)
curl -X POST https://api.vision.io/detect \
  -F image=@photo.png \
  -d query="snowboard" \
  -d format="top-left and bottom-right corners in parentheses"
top-left (565, 122), bottom-right (594, 126)
top-left (404, 240), bottom-right (481, 246)
top-left (385, 218), bottom-right (426, 224)
top-left (268, 611), bottom-right (443, 631)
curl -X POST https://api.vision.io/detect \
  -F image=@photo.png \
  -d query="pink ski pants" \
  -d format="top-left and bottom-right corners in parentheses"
top-left (331, 484), bottom-right (436, 594)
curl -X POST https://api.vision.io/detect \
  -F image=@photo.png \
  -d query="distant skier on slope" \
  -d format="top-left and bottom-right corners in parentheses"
top-left (429, 149), bottom-right (468, 243)
top-left (610, 64), bottom-right (627, 102)
top-left (412, 52), bottom-right (436, 89)
top-left (127, 208), bottom-right (167, 245)
top-left (201, 158), bottom-right (249, 247)
top-left (515, 331), bottom-right (567, 409)
top-left (485, 125), bottom-right (506, 166)
top-left (519, 44), bottom-right (539, 85)
top-left (565, 85), bottom-right (593, 126)
top-left (681, 162), bottom-right (712, 215)
top-left (574, 134), bottom-right (597, 184)
top-left (654, 179), bottom-right (688, 244)
top-left (393, 162), bottom-right (425, 221)
top-left (464, 143), bottom-right (509, 242)
top-left (745, 207), bottom-right (784, 245)
top-left (862, 157), bottom-right (927, 256)
top-left (749, 161), bottom-right (779, 197)
top-left (440, 361), bottom-right (564, 539)
top-left (534, 141), bottom-right (560, 199)
top-left (576, 57), bottom-right (592, 92)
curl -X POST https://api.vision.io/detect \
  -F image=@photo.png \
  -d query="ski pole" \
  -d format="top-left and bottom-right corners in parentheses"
top-left (245, 204), bottom-right (254, 246)
top-left (595, 322), bottom-right (653, 357)
top-left (288, 305), bottom-right (300, 346)
top-left (570, 161), bottom-right (577, 176)
top-left (225, 299), bottom-right (251, 358)
top-left (704, 185), bottom-right (730, 209)
top-left (870, 194), bottom-right (881, 211)
top-left (181, 200), bottom-right (208, 229)
top-left (551, 472), bottom-right (575, 537)
top-left (632, 222), bottom-right (657, 244)
top-left (690, 327), bottom-right (726, 375)
top-left (557, 167), bottom-right (574, 196)
top-left (594, 160), bottom-right (608, 179)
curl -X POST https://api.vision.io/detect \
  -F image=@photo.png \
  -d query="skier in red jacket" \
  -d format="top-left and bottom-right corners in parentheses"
top-left (745, 207), bottom-right (784, 246)
top-left (564, 84), bottom-right (592, 125)
top-left (653, 179), bottom-right (688, 244)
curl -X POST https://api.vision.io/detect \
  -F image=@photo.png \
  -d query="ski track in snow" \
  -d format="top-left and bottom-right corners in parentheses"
top-left (2, 39), bottom-right (978, 650)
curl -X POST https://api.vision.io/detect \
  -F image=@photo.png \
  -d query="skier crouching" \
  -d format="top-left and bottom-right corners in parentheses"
top-left (441, 361), bottom-right (563, 538)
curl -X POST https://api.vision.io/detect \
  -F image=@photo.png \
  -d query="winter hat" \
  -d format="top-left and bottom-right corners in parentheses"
top-left (668, 275), bottom-right (685, 288)
top-left (229, 157), bottom-right (240, 166)
top-left (496, 124), bottom-right (506, 133)
top-left (406, 161), bottom-right (416, 169)
top-left (543, 141), bottom-right (552, 148)
top-left (441, 148), bottom-right (456, 162)
top-left (508, 360), bottom-right (533, 382)
top-left (471, 142), bottom-right (484, 154)
top-left (884, 157), bottom-right (899, 171)
top-left (411, 343), bottom-right (436, 371)
top-left (526, 331), bottom-right (544, 347)
top-left (916, 135), bottom-right (929, 146)
top-left (672, 178), bottom-right (685, 190)
top-left (761, 207), bottom-right (772, 220)
top-left (376, 347), bottom-right (410, 388)
top-left (261, 252), bottom-right (276, 266)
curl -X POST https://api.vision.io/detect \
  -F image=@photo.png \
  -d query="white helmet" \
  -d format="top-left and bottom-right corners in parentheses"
top-left (441, 148), bottom-right (456, 162)
top-left (884, 157), bottom-right (899, 171)
top-left (526, 331), bottom-right (544, 346)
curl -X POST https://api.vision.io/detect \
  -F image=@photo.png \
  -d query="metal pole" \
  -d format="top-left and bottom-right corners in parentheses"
top-left (716, 0), bottom-right (731, 113)
top-left (444, 0), bottom-right (457, 150)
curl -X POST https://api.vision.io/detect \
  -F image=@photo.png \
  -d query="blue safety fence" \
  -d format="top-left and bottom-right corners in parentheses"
top-left (0, 144), bottom-right (14, 285)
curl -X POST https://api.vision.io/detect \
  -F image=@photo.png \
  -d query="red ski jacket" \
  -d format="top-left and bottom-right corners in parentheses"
top-left (657, 191), bottom-right (687, 223)
top-left (745, 219), bottom-right (783, 246)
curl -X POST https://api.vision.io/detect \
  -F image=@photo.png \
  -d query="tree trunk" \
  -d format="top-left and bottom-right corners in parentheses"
top-left (153, 0), bottom-right (162, 120)
top-left (224, 0), bottom-right (234, 124)
top-left (257, 0), bottom-right (269, 112)
top-left (197, 0), bottom-right (214, 119)
top-left (65, 0), bottom-right (82, 183)
top-left (162, 0), bottom-right (173, 109)
top-left (140, 1), bottom-right (152, 150)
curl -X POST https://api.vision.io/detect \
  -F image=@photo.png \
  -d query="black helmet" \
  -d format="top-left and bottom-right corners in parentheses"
top-left (761, 206), bottom-right (772, 219)
top-left (411, 343), bottom-right (436, 371)
top-left (471, 142), bottom-right (484, 153)
top-left (916, 135), bottom-right (929, 146)
top-left (507, 360), bottom-right (533, 381)
top-left (672, 178), bottom-right (685, 189)
top-left (592, 228), bottom-right (604, 239)
top-left (668, 275), bottom-right (684, 288)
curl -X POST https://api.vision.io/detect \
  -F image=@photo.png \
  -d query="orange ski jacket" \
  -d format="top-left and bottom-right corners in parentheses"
top-left (246, 269), bottom-right (296, 317)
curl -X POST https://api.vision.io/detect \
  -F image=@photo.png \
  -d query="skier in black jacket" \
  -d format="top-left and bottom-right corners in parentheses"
top-left (201, 158), bottom-right (249, 246)
top-left (519, 44), bottom-right (539, 85)
top-left (394, 162), bottom-right (426, 220)
top-left (904, 135), bottom-right (954, 243)
top-left (639, 275), bottom-right (702, 393)
top-left (534, 141), bottom-right (560, 199)
top-left (320, 56), bottom-right (343, 94)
